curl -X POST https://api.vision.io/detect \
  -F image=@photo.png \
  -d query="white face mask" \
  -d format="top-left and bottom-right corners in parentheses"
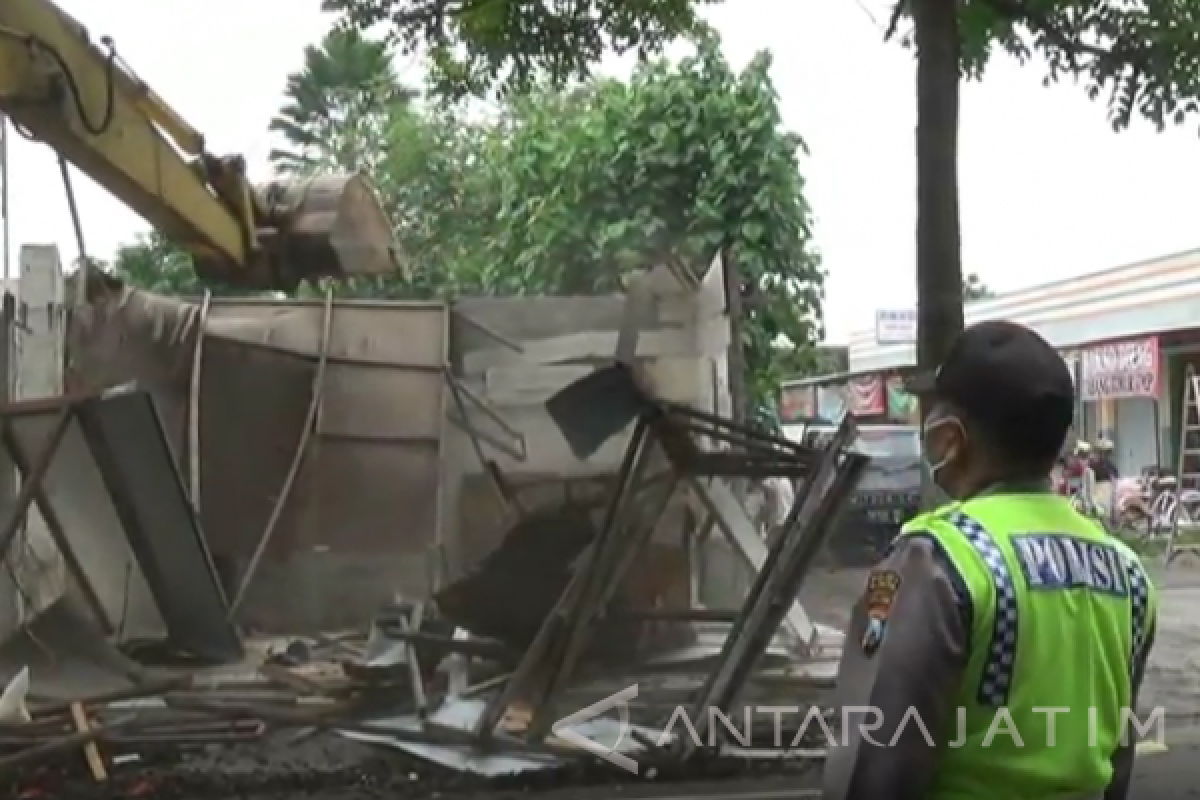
top-left (922, 415), bottom-right (965, 491)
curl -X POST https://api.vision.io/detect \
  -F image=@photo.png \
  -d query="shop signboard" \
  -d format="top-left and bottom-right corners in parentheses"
top-left (1079, 336), bottom-right (1160, 401)
top-left (875, 310), bottom-right (916, 344)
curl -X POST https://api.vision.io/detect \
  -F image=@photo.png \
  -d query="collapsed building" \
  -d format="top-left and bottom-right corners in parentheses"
top-left (0, 245), bottom-right (863, 792)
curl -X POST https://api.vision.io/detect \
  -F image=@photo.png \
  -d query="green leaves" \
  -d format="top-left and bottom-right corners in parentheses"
top-left (118, 26), bottom-right (823, 412)
top-left (322, 0), bottom-right (722, 98)
top-left (110, 233), bottom-right (264, 298)
top-left (895, 0), bottom-right (1200, 132)
top-left (317, 34), bottom-right (823, 405)
top-left (268, 27), bottom-right (414, 175)
top-left (375, 38), bottom-right (822, 405)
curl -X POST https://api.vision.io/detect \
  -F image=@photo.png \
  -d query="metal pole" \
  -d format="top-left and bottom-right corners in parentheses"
top-left (1, 115), bottom-right (9, 283)
top-left (57, 156), bottom-right (88, 307)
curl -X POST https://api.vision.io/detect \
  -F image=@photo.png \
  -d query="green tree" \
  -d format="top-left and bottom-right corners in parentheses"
top-left (321, 0), bottom-right (720, 97)
top-left (268, 27), bottom-right (414, 175)
top-left (364, 34), bottom-right (824, 405)
top-left (962, 271), bottom-right (993, 302)
top-left (891, 0), bottom-right (1200, 391)
top-left (111, 232), bottom-right (262, 297)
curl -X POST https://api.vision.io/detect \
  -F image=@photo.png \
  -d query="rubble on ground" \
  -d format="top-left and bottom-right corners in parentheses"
top-left (0, 261), bottom-right (867, 796)
top-left (0, 371), bottom-right (863, 797)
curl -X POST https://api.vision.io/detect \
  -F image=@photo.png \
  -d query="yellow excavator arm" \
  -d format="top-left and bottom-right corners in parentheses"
top-left (0, 0), bottom-right (400, 290)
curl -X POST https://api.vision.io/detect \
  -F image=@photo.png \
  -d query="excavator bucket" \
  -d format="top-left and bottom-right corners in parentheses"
top-left (257, 173), bottom-right (402, 287)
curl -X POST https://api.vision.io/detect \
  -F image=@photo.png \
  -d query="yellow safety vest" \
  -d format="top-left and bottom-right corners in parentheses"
top-left (899, 492), bottom-right (1156, 799)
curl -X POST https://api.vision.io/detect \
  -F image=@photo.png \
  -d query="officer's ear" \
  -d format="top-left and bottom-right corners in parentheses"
top-left (940, 414), bottom-right (970, 458)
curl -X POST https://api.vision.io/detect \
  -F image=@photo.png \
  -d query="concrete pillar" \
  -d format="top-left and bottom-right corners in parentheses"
top-left (16, 244), bottom-right (65, 399)
top-left (0, 245), bottom-right (68, 639)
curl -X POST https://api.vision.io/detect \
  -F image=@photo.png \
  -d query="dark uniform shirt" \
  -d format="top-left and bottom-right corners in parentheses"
top-left (822, 485), bottom-right (1156, 800)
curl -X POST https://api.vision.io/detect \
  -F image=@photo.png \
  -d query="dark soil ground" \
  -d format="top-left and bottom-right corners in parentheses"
top-left (7, 560), bottom-right (1200, 799)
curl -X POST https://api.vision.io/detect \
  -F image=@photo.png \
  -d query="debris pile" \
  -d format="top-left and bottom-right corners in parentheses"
top-left (0, 275), bottom-right (868, 795)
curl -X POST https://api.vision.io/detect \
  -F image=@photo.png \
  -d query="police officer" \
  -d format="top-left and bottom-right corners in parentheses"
top-left (822, 320), bottom-right (1158, 800)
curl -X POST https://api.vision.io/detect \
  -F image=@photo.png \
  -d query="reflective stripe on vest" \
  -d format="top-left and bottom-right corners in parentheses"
top-left (944, 510), bottom-right (1019, 707)
top-left (944, 509), bottom-right (1153, 706)
top-left (1124, 554), bottom-right (1152, 669)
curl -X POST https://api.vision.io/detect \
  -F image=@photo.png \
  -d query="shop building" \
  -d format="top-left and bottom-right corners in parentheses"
top-left (783, 247), bottom-right (1200, 478)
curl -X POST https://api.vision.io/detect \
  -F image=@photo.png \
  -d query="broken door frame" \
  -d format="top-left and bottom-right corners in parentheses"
top-left (474, 391), bottom-right (863, 750)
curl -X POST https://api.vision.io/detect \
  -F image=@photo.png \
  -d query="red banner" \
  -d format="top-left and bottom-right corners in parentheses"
top-left (1079, 336), bottom-right (1160, 401)
top-left (845, 375), bottom-right (884, 415)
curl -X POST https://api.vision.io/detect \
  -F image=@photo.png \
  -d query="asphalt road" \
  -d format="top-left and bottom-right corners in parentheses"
top-left (473, 741), bottom-right (1200, 800)
top-left (1127, 725), bottom-right (1200, 798)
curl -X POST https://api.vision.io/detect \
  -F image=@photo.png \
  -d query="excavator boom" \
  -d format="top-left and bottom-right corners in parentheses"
top-left (0, 0), bottom-right (399, 289)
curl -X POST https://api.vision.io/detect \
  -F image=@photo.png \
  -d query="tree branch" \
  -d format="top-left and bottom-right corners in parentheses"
top-left (885, 0), bottom-right (908, 41)
top-left (977, 0), bottom-right (1149, 74)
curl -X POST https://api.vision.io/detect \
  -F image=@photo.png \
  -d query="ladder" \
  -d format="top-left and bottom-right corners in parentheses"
top-left (1165, 365), bottom-right (1200, 564)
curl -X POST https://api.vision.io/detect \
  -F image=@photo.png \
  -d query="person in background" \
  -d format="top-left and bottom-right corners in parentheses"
top-left (750, 400), bottom-right (795, 538)
top-left (1066, 440), bottom-right (1091, 489)
top-left (1091, 438), bottom-right (1120, 481)
top-left (1064, 439), bottom-right (1094, 513)
top-left (822, 320), bottom-right (1157, 800)
top-left (1091, 438), bottom-right (1119, 523)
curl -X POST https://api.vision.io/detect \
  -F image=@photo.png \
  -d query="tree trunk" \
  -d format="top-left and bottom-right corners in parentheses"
top-left (912, 0), bottom-right (963, 507)
top-left (721, 246), bottom-right (748, 425)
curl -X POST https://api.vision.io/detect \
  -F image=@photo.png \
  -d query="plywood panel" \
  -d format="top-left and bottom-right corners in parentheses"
top-left (209, 302), bottom-right (447, 367)
top-left (453, 402), bottom-right (637, 477)
top-left (304, 439), bottom-right (440, 555)
top-left (452, 296), bottom-right (627, 352)
top-left (483, 365), bottom-right (593, 406)
top-left (317, 364), bottom-right (443, 440)
top-left (461, 322), bottom-right (730, 374)
top-left (198, 338), bottom-right (313, 564)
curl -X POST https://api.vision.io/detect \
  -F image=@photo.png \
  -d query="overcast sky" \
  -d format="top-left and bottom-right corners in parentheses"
top-left (12, 0), bottom-right (1200, 343)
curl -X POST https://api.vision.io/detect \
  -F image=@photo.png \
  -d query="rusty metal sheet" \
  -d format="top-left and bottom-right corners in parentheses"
top-left (316, 364), bottom-right (443, 441)
top-left (49, 387), bottom-right (242, 662)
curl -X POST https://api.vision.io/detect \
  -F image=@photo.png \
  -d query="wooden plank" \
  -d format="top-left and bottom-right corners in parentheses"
top-left (69, 702), bottom-right (108, 782)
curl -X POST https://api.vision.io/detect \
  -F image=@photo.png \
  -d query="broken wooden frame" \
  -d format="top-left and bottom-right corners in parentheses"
top-left (0, 387), bottom-right (242, 662)
top-left (473, 387), bottom-right (863, 752)
top-left (679, 415), bottom-right (866, 758)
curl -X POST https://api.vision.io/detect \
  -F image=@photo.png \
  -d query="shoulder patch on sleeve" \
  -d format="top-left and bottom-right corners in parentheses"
top-left (860, 568), bottom-right (901, 656)
top-left (865, 569), bottom-right (901, 618)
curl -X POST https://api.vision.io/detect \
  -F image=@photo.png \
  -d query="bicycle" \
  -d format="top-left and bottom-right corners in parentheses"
top-left (1114, 472), bottom-right (1185, 542)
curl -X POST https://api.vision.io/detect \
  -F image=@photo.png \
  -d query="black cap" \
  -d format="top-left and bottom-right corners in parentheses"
top-left (909, 320), bottom-right (1075, 460)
